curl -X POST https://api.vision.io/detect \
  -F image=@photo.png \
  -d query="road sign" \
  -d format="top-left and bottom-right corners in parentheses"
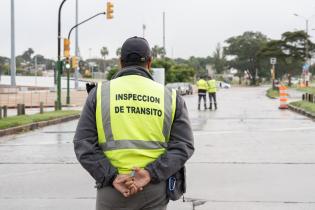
top-left (303, 63), bottom-right (310, 71)
top-left (270, 58), bottom-right (277, 65)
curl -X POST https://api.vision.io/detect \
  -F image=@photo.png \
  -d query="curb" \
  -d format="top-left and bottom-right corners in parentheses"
top-left (288, 104), bottom-right (315, 120)
top-left (0, 114), bottom-right (80, 137)
top-left (266, 94), bottom-right (278, 99)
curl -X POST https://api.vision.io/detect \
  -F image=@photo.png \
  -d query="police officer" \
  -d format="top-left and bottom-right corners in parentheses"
top-left (74, 37), bottom-right (194, 210)
top-left (207, 76), bottom-right (217, 110)
top-left (196, 76), bottom-right (208, 110)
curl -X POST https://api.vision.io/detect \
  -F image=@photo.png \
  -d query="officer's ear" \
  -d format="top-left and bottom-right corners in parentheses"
top-left (146, 57), bottom-right (152, 70)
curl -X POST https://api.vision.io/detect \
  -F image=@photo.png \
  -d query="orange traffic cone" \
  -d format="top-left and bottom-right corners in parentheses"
top-left (279, 85), bottom-right (288, 109)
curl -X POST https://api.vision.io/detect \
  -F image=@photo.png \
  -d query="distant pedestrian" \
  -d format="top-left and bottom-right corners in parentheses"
top-left (196, 77), bottom-right (208, 110)
top-left (207, 76), bottom-right (217, 110)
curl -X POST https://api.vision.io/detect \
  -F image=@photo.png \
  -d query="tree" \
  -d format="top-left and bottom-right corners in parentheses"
top-left (224, 31), bottom-right (268, 85)
top-left (116, 47), bottom-right (121, 57)
top-left (212, 43), bottom-right (227, 74)
top-left (0, 56), bottom-right (10, 76)
top-left (100, 47), bottom-right (109, 72)
top-left (186, 56), bottom-right (210, 78)
top-left (21, 48), bottom-right (34, 62)
top-left (32, 54), bottom-right (45, 64)
top-left (107, 67), bottom-right (118, 80)
top-left (258, 30), bottom-right (315, 79)
top-left (152, 58), bottom-right (194, 83)
top-left (168, 64), bottom-right (194, 83)
top-left (151, 45), bottom-right (166, 58)
top-left (152, 58), bottom-right (174, 83)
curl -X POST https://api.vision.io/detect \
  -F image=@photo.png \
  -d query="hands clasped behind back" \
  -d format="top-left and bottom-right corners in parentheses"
top-left (112, 168), bottom-right (151, 198)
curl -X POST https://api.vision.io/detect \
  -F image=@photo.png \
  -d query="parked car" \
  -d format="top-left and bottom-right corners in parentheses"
top-left (217, 81), bottom-right (231, 89)
top-left (166, 83), bottom-right (182, 95)
top-left (290, 77), bottom-right (299, 85)
top-left (166, 82), bottom-right (193, 95)
top-left (179, 82), bottom-right (193, 95)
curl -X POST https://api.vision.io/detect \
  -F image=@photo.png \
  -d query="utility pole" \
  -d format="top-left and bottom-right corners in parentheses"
top-left (163, 12), bottom-right (166, 52)
top-left (74, 0), bottom-right (79, 89)
top-left (34, 55), bottom-right (38, 87)
top-left (305, 19), bottom-right (309, 64)
top-left (293, 13), bottom-right (314, 87)
top-left (10, 0), bottom-right (16, 86)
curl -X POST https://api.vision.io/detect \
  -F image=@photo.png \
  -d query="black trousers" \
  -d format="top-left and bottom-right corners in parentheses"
top-left (198, 94), bottom-right (207, 108)
top-left (208, 92), bottom-right (217, 105)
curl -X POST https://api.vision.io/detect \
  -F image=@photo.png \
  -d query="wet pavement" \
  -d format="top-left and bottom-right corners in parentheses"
top-left (1, 86), bottom-right (315, 210)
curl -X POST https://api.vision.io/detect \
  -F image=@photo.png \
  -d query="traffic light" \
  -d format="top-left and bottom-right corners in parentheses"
top-left (64, 39), bottom-right (70, 59)
top-left (106, 2), bottom-right (114, 19)
top-left (64, 58), bottom-right (71, 70)
top-left (72, 56), bottom-right (78, 69)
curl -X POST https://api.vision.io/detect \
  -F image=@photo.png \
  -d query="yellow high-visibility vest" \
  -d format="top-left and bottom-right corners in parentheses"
top-left (96, 75), bottom-right (176, 174)
top-left (196, 79), bottom-right (208, 90)
top-left (207, 79), bottom-right (217, 93)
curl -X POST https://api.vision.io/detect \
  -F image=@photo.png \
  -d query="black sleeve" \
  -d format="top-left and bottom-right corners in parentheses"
top-left (73, 87), bottom-right (117, 187)
top-left (145, 95), bottom-right (195, 183)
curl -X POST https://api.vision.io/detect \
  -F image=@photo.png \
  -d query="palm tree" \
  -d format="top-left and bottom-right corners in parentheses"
top-left (100, 47), bottom-right (108, 72)
top-left (151, 45), bottom-right (166, 58)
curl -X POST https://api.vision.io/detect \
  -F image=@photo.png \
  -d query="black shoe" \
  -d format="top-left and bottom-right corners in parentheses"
top-left (214, 103), bottom-right (217, 110)
top-left (198, 105), bottom-right (200, 110)
top-left (209, 104), bottom-right (212, 110)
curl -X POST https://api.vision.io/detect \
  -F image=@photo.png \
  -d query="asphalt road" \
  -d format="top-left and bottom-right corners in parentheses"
top-left (1, 86), bottom-right (315, 210)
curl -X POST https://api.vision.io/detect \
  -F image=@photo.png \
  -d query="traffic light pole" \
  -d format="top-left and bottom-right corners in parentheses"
top-left (65, 11), bottom-right (106, 105)
top-left (67, 65), bottom-right (70, 104)
top-left (57, 0), bottom-right (68, 110)
top-left (67, 12), bottom-right (106, 40)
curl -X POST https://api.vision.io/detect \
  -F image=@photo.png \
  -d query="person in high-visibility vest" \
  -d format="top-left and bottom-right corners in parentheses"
top-left (196, 77), bottom-right (208, 110)
top-left (74, 37), bottom-right (194, 210)
top-left (207, 76), bottom-right (217, 110)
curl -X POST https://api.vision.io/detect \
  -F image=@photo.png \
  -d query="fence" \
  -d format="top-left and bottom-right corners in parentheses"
top-left (0, 90), bottom-right (87, 109)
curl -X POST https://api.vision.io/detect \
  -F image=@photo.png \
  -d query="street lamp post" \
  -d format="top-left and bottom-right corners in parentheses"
top-left (293, 13), bottom-right (315, 87)
top-left (56, 0), bottom-right (68, 110)
top-left (75, 0), bottom-right (79, 90)
top-left (10, 0), bottom-right (16, 86)
top-left (142, 24), bottom-right (146, 38)
top-left (293, 14), bottom-right (310, 63)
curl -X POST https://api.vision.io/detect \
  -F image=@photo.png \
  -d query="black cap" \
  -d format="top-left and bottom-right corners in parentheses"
top-left (121, 36), bottom-right (151, 65)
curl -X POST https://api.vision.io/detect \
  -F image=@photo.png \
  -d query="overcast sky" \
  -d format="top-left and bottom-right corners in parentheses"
top-left (0, 0), bottom-right (315, 60)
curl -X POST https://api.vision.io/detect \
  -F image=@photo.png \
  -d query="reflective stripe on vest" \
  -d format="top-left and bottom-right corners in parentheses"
top-left (96, 75), bottom-right (176, 174)
top-left (207, 79), bottom-right (217, 93)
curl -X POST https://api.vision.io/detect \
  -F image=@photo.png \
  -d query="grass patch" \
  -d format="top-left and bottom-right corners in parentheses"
top-left (0, 110), bottom-right (80, 130)
top-left (290, 101), bottom-right (315, 114)
top-left (266, 88), bottom-right (279, 99)
top-left (296, 87), bottom-right (315, 94)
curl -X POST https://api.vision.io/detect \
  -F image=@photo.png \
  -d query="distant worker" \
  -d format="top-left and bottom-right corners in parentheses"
top-left (196, 77), bottom-right (208, 110)
top-left (74, 36), bottom-right (194, 210)
top-left (207, 76), bottom-right (217, 110)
